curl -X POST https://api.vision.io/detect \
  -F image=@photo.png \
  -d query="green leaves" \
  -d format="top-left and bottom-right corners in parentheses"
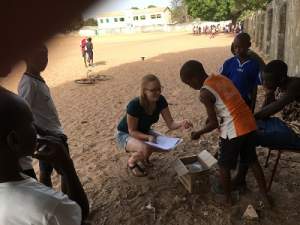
top-left (184, 0), bottom-right (271, 21)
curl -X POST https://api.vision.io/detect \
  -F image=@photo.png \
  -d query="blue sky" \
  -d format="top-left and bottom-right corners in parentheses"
top-left (84, 0), bottom-right (171, 18)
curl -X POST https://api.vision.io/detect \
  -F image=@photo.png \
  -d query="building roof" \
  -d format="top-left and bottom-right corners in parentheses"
top-left (97, 7), bottom-right (170, 18)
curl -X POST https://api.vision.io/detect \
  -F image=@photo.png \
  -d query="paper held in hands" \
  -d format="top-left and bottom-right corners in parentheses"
top-left (145, 135), bottom-right (183, 151)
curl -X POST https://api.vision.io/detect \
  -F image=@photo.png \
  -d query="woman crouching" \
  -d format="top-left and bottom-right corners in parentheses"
top-left (116, 74), bottom-right (192, 177)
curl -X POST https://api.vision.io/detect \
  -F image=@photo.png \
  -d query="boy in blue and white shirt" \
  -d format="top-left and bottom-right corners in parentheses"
top-left (220, 32), bottom-right (261, 111)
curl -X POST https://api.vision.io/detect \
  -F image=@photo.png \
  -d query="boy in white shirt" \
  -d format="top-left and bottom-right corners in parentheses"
top-left (18, 44), bottom-right (68, 190)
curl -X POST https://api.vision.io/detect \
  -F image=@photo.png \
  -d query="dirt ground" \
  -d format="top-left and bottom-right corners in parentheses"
top-left (2, 32), bottom-right (300, 225)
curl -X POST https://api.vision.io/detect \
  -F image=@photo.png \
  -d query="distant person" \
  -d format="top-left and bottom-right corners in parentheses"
top-left (0, 88), bottom-right (89, 225)
top-left (235, 25), bottom-right (241, 34)
top-left (210, 26), bottom-right (216, 39)
top-left (220, 33), bottom-right (261, 112)
top-left (116, 74), bottom-right (192, 177)
top-left (80, 37), bottom-right (87, 67)
top-left (180, 60), bottom-right (271, 206)
top-left (193, 26), bottom-right (197, 35)
top-left (86, 37), bottom-right (94, 66)
top-left (18, 44), bottom-right (70, 192)
top-left (198, 26), bottom-right (202, 35)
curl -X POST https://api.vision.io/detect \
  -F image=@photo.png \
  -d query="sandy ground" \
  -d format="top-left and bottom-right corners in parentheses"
top-left (2, 32), bottom-right (300, 225)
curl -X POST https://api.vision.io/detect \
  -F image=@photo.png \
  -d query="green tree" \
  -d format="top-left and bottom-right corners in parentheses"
top-left (148, 5), bottom-right (157, 8)
top-left (171, 0), bottom-right (189, 23)
top-left (184, 0), bottom-right (271, 22)
top-left (131, 7), bottom-right (139, 10)
top-left (83, 18), bottom-right (97, 26)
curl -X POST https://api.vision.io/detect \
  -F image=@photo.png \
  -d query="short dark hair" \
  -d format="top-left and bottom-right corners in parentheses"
top-left (87, 37), bottom-right (92, 41)
top-left (235, 32), bottom-right (251, 43)
top-left (180, 60), bottom-right (205, 81)
top-left (24, 44), bottom-right (48, 62)
top-left (264, 60), bottom-right (288, 80)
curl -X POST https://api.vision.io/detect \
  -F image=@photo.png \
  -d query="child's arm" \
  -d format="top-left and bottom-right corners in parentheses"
top-left (191, 89), bottom-right (218, 140)
top-left (250, 86), bottom-right (257, 112)
top-left (255, 93), bottom-right (295, 120)
top-left (261, 87), bottom-right (276, 107)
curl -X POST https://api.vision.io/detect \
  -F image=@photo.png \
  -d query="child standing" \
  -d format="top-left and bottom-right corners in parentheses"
top-left (180, 60), bottom-right (271, 206)
top-left (86, 37), bottom-right (94, 66)
top-left (18, 44), bottom-right (69, 192)
top-left (80, 37), bottom-right (87, 67)
top-left (220, 32), bottom-right (261, 112)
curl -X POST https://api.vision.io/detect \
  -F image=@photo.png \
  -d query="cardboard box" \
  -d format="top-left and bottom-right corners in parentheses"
top-left (174, 150), bottom-right (217, 194)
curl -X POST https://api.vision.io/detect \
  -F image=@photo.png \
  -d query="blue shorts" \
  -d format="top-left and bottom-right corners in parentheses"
top-left (256, 117), bottom-right (300, 150)
top-left (115, 130), bottom-right (130, 150)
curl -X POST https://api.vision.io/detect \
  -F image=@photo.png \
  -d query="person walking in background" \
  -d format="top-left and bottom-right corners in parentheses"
top-left (80, 37), bottom-right (87, 67)
top-left (86, 37), bottom-right (94, 66)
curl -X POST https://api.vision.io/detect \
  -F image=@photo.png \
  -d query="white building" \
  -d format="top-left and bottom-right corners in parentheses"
top-left (96, 7), bottom-right (172, 31)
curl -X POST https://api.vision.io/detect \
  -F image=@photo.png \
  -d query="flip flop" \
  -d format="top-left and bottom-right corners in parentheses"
top-left (128, 163), bottom-right (147, 177)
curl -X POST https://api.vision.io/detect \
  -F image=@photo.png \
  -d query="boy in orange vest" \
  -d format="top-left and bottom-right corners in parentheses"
top-left (180, 60), bottom-right (271, 206)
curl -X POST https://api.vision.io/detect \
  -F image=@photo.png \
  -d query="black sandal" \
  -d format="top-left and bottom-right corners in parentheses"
top-left (128, 164), bottom-right (147, 177)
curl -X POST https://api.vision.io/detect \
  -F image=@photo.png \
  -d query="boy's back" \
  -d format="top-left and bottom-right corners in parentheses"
top-left (203, 74), bottom-right (256, 139)
top-left (0, 175), bottom-right (81, 225)
top-left (18, 73), bottom-right (63, 135)
top-left (86, 41), bottom-right (93, 52)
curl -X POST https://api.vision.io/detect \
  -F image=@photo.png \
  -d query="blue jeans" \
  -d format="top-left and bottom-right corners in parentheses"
top-left (256, 117), bottom-right (300, 150)
top-left (115, 131), bottom-right (130, 150)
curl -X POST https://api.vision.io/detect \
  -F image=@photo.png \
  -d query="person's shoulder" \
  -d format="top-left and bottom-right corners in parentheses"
top-left (159, 95), bottom-right (167, 102)
top-left (24, 178), bottom-right (81, 224)
top-left (200, 88), bottom-right (215, 103)
top-left (224, 56), bottom-right (236, 65)
top-left (127, 97), bottom-right (141, 109)
top-left (19, 74), bottom-right (36, 88)
top-left (128, 97), bottom-right (140, 105)
top-left (247, 56), bottom-right (260, 67)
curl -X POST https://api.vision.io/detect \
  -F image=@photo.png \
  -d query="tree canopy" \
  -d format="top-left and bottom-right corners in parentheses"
top-left (184, 0), bottom-right (272, 21)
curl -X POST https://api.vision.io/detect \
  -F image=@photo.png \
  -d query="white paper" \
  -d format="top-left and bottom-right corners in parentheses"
top-left (145, 135), bottom-right (182, 151)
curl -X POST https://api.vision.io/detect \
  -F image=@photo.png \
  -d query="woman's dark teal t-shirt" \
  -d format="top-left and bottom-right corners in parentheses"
top-left (117, 95), bottom-right (168, 133)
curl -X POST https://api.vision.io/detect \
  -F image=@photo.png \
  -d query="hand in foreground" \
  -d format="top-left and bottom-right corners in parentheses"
top-left (181, 119), bottom-right (193, 129)
top-left (33, 136), bottom-right (73, 175)
top-left (147, 135), bottom-right (156, 143)
top-left (191, 131), bottom-right (201, 140)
